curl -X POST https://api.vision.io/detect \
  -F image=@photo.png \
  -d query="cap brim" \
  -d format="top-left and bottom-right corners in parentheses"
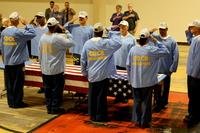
top-left (140, 35), bottom-right (147, 38)
top-left (159, 26), bottom-right (167, 29)
top-left (94, 29), bottom-right (103, 32)
top-left (35, 15), bottom-right (44, 17)
top-left (119, 24), bottom-right (128, 26)
top-left (79, 15), bottom-right (86, 18)
top-left (47, 22), bottom-right (59, 26)
top-left (10, 17), bottom-right (19, 20)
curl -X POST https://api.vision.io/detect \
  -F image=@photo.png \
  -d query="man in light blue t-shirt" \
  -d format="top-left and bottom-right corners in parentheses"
top-left (0, 11), bottom-right (36, 108)
top-left (185, 20), bottom-right (200, 127)
top-left (113, 20), bottom-right (136, 103)
top-left (81, 23), bottom-right (122, 122)
top-left (151, 22), bottom-right (179, 111)
top-left (65, 11), bottom-right (93, 65)
top-left (126, 28), bottom-right (168, 128)
top-left (39, 17), bottom-right (75, 114)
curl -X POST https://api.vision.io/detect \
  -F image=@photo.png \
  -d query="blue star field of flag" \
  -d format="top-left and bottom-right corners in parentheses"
top-left (108, 73), bottom-right (133, 99)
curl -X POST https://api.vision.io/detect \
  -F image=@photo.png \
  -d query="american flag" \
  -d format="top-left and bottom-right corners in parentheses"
top-left (25, 62), bottom-right (165, 99)
top-left (25, 63), bottom-right (88, 94)
top-left (108, 70), bottom-right (132, 99)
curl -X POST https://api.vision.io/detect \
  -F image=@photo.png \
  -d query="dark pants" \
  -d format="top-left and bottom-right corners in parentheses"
top-left (152, 84), bottom-right (162, 108)
top-left (88, 78), bottom-right (108, 122)
top-left (42, 73), bottom-right (65, 112)
top-left (4, 63), bottom-right (25, 107)
top-left (27, 40), bottom-right (31, 58)
top-left (72, 53), bottom-right (80, 65)
top-left (187, 75), bottom-right (200, 121)
top-left (132, 85), bottom-right (154, 125)
top-left (153, 75), bottom-right (171, 111)
top-left (160, 75), bottom-right (171, 106)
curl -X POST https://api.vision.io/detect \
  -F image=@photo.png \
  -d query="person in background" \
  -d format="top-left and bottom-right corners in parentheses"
top-left (0, 11), bottom-right (36, 108)
top-left (50, 4), bottom-right (63, 25)
top-left (29, 12), bottom-right (48, 94)
top-left (39, 17), bottom-right (75, 114)
top-left (65, 11), bottom-right (93, 97)
top-left (66, 11), bottom-right (93, 65)
top-left (185, 23), bottom-right (194, 45)
top-left (113, 20), bottom-right (136, 103)
top-left (123, 3), bottom-right (139, 35)
top-left (185, 20), bottom-right (200, 127)
top-left (81, 23), bottom-right (122, 122)
top-left (151, 22), bottom-right (179, 112)
top-left (115, 20), bottom-right (136, 69)
top-left (30, 12), bottom-right (48, 59)
top-left (110, 4), bottom-right (123, 31)
top-left (61, 1), bottom-right (76, 25)
top-left (45, 1), bottom-right (55, 21)
top-left (126, 28), bottom-right (169, 128)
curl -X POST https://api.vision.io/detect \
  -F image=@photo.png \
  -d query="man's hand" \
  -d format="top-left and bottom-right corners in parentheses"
top-left (29, 17), bottom-right (36, 26)
top-left (20, 17), bottom-right (28, 25)
top-left (149, 28), bottom-right (158, 34)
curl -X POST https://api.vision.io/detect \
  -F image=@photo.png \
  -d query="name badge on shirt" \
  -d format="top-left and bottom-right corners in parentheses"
top-left (132, 55), bottom-right (151, 66)
top-left (88, 50), bottom-right (106, 61)
top-left (3, 36), bottom-right (17, 46)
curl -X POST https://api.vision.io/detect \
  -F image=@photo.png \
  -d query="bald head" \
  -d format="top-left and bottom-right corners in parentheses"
top-left (128, 3), bottom-right (133, 11)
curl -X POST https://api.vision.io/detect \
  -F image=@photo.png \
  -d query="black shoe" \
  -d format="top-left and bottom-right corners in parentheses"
top-left (9, 102), bottom-right (29, 108)
top-left (183, 115), bottom-right (190, 123)
top-left (74, 93), bottom-right (86, 97)
top-left (95, 117), bottom-right (109, 122)
top-left (187, 119), bottom-right (200, 128)
top-left (128, 122), bottom-right (140, 128)
top-left (160, 103), bottom-right (168, 109)
top-left (37, 88), bottom-right (45, 94)
top-left (141, 123), bottom-right (151, 128)
top-left (90, 116), bottom-right (96, 121)
top-left (152, 106), bottom-right (162, 113)
top-left (48, 108), bottom-right (66, 114)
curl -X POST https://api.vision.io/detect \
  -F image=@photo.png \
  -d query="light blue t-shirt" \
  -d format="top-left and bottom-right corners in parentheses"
top-left (126, 41), bottom-right (169, 88)
top-left (31, 26), bottom-right (48, 56)
top-left (81, 34), bottom-right (122, 82)
top-left (185, 30), bottom-right (194, 45)
top-left (187, 35), bottom-right (200, 78)
top-left (39, 32), bottom-right (75, 75)
top-left (153, 34), bottom-right (179, 74)
top-left (0, 25), bottom-right (36, 65)
top-left (66, 24), bottom-right (93, 55)
top-left (114, 33), bottom-right (136, 68)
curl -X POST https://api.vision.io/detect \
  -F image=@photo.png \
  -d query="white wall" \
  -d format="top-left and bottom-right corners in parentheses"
top-left (105, 0), bottom-right (200, 42)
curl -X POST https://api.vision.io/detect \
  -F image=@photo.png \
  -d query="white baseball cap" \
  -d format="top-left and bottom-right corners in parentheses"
top-left (35, 12), bottom-right (45, 17)
top-left (78, 11), bottom-right (88, 18)
top-left (47, 17), bottom-right (59, 26)
top-left (191, 19), bottom-right (200, 28)
top-left (140, 28), bottom-right (150, 38)
top-left (119, 20), bottom-right (129, 27)
top-left (159, 22), bottom-right (168, 29)
top-left (9, 11), bottom-right (19, 20)
top-left (93, 23), bottom-right (104, 32)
